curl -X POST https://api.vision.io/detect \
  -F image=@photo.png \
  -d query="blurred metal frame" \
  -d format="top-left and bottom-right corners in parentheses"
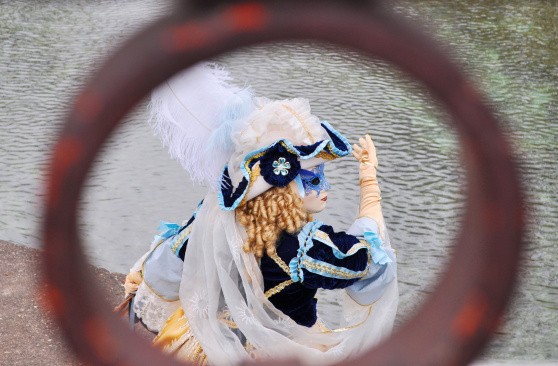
top-left (43, 1), bottom-right (525, 365)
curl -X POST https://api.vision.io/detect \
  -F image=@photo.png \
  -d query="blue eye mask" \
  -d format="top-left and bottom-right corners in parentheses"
top-left (298, 164), bottom-right (331, 196)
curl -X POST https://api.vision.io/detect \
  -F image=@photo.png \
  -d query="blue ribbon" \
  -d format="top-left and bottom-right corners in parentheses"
top-left (155, 222), bottom-right (181, 241)
top-left (289, 257), bottom-right (303, 282)
top-left (363, 231), bottom-right (393, 265)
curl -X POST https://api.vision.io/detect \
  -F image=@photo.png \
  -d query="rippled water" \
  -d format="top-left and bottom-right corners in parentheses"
top-left (1, 0), bottom-right (556, 361)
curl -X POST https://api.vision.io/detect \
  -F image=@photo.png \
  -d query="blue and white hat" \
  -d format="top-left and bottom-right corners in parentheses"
top-left (149, 64), bottom-right (352, 210)
top-left (218, 97), bottom-right (352, 210)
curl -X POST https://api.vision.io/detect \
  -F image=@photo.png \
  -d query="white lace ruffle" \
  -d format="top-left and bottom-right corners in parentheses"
top-left (133, 282), bottom-right (180, 333)
top-left (227, 98), bottom-right (329, 187)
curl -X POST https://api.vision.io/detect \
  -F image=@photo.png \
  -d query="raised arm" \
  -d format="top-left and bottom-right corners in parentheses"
top-left (352, 134), bottom-right (385, 237)
top-left (346, 134), bottom-right (396, 305)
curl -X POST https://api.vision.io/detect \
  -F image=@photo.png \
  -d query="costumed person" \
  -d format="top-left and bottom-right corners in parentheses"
top-left (122, 64), bottom-right (398, 365)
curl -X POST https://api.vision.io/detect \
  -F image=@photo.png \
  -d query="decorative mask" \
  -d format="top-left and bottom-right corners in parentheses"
top-left (299, 164), bottom-right (331, 196)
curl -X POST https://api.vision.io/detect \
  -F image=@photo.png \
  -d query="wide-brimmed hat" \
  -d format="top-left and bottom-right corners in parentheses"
top-left (149, 63), bottom-right (351, 210)
top-left (219, 97), bottom-right (351, 210)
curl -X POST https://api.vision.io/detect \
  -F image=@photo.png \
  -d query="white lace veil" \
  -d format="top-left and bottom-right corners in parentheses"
top-left (179, 193), bottom-right (398, 365)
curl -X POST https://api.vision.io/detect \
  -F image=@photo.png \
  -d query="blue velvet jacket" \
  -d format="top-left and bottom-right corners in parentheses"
top-left (260, 223), bottom-right (371, 327)
top-left (170, 209), bottom-right (385, 328)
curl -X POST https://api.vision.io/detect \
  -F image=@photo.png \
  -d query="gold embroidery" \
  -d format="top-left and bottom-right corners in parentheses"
top-left (243, 151), bottom-right (265, 176)
top-left (302, 259), bottom-right (370, 280)
top-left (316, 151), bottom-right (335, 161)
top-left (264, 279), bottom-right (294, 299)
top-left (325, 143), bottom-right (346, 158)
top-left (268, 251), bottom-right (291, 275)
top-left (170, 226), bottom-right (192, 253)
top-left (263, 252), bottom-right (293, 298)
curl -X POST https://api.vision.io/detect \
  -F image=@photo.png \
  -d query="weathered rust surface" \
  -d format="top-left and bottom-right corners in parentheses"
top-left (43, 1), bottom-right (525, 365)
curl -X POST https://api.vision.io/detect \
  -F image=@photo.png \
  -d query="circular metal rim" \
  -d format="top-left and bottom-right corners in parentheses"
top-left (43, 1), bottom-right (525, 365)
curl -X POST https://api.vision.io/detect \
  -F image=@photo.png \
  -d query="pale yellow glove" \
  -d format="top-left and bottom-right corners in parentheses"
top-left (352, 134), bottom-right (385, 236)
top-left (124, 271), bottom-right (143, 297)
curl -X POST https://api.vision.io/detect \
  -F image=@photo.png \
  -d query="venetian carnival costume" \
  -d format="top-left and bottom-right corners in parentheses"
top-left (123, 64), bottom-right (398, 365)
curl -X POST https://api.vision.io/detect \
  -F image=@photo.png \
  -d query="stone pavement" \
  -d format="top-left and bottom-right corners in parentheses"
top-left (0, 241), bottom-right (153, 366)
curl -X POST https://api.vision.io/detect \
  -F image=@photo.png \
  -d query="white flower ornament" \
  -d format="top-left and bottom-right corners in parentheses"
top-left (272, 157), bottom-right (291, 176)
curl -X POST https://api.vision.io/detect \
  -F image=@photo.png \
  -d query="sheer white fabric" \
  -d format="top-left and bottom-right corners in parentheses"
top-left (179, 194), bottom-right (398, 365)
top-left (134, 282), bottom-right (180, 333)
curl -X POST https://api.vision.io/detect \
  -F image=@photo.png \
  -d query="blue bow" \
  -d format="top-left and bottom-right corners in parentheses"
top-left (155, 222), bottom-right (181, 241)
top-left (364, 231), bottom-right (393, 265)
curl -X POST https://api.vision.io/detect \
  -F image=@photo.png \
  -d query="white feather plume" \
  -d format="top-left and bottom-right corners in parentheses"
top-left (148, 63), bottom-right (255, 190)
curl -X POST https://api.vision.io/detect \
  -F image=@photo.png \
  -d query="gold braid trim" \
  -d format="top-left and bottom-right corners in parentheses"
top-left (170, 226), bottom-right (192, 253)
top-left (264, 279), bottom-right (294, 299)
top-left (268, 251), bottom-right (291, 275)
top-left (316, 151), bottom-right (335, 161)
top-left (265, 252), bottom-right (294, 298)
top-left (301, 258), bottom-right (370, 280)
top-left (218, 309), bottom-right (238, 329)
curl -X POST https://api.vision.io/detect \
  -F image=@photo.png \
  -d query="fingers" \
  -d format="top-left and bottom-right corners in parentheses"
top-left (352, 144), bottom-right (364, 160)
top-left (365, 134), bottom-right (376, 156)
top-left (364, 134), bottom-right (379, 168)
top-left (124, 282), bottom-right (139, 297)
top-left (353, 143), bottom-right (363, 155)
top-left (354, 135), bottom-right (378, 164)
top-left (359, 135), bottom-right (375, 150)
top-left (357, 135), bottom-right (375, 154)
top-left (354, 134), bottom-right (378, 167)
top-left (359, 137), bottom-right (366, 148)
top-left (125, 271), bottom-right (143, 286)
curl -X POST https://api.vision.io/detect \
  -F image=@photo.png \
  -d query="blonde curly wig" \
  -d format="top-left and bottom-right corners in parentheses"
top-left (236, 185), bottom-right (313, 258)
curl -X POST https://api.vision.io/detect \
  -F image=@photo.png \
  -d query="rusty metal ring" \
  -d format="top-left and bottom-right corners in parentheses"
top-left (43, 1), bottom-right (525, 365)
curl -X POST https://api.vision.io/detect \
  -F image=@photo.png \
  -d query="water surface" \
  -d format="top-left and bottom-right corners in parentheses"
top-left (1, 0), bottom-right (556, 360)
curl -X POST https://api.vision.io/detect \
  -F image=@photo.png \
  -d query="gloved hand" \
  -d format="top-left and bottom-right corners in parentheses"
top-left (352, 134), bottom-right (385, 236)
top-left (124, 271), bottom-right (143, 297)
